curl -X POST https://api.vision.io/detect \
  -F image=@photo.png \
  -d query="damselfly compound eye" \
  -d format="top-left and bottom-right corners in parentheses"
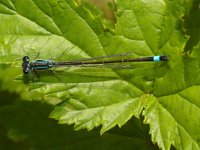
top-left (23, 67), bottom-right (30, 74)
top-left (23, 56), bottom-right (30, 63)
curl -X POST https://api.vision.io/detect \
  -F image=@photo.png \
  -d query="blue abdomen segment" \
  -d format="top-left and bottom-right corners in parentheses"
top-left (153, 56), bottom-right (161, 62)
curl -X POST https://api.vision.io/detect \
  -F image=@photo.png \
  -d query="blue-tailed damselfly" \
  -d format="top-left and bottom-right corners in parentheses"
top-left (22, 55), bottom-right (168, 74)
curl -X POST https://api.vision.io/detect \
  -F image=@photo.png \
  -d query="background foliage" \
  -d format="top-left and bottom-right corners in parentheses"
top-left (0, 0), bottom-right (200, 149)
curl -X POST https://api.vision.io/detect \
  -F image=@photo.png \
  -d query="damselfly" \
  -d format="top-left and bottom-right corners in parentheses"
top-left (22, 55), bottom-right (168, 74)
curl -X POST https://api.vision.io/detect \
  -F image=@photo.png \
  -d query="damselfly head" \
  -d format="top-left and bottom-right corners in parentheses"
top-left (23, 56), bottom-right (30, 63)
top-left (23, 67), bottom-right (30, 74)
top-left (22, 56), bottom-right (30, 74)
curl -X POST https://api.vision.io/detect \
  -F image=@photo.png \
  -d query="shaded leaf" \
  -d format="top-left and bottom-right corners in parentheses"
top-left (0, 0), bottom-right (200, 150)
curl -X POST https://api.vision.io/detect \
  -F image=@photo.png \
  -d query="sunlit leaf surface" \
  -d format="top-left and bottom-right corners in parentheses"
top-left (0, 0), bottom-right (199, 149)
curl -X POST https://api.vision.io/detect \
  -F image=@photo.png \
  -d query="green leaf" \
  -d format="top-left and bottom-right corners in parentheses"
top-left (0, 0), bottom-right (200, 149)
top-left (184, 0), bottom-right (200, 51)
top-left (143, 41), bottom-right (200, 149)
top-left (67, 0), bottom-right (106, 35)
top-left (0, 99), bottom-right (157, 150)
top-left (50, 92), bottom-right (148, 134)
